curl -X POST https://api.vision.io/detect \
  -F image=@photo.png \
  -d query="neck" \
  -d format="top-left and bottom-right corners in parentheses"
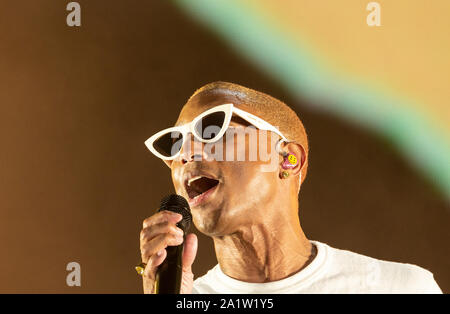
top-left (212, 201), bottom-right (315, 283)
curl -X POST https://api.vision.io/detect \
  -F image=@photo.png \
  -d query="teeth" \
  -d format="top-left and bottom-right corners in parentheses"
top-left (187, 176), bottom-right (202, 186)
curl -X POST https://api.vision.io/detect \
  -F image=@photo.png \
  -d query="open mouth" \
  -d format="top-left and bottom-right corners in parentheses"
top-left (185, 176), bottom-right (220, 200)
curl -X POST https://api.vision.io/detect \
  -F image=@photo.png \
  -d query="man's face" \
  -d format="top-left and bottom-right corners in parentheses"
top-left (166, 92), bottom-right (281, 236)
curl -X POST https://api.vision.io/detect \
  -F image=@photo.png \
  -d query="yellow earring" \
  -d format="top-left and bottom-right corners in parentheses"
top-left (281, 171), bottom-right (289, 179)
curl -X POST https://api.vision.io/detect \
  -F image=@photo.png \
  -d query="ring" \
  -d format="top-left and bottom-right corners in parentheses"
top-left (135, 262), bottom-right (147, 276)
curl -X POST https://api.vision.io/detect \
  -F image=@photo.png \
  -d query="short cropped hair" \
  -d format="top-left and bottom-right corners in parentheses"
top-left (187, 81), bottom-right (309, 185)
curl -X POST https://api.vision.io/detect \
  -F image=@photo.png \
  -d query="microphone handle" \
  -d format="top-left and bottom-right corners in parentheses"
top-left (154, 241), bottom-right (184, 294)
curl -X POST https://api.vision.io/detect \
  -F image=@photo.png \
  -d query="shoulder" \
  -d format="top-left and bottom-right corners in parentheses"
top-left (321, 242), bottom-right (442, 293)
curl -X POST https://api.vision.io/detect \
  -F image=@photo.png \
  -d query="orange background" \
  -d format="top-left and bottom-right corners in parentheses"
top-left (0, 1), bottom-right (448, 293)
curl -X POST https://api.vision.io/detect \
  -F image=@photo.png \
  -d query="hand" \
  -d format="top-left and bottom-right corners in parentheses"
top-left (140, 210), bottom-right (198, 294)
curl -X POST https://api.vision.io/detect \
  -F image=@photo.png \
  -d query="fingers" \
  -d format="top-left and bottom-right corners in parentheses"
top-left (140, 221), bottom-right (184, 244)
top-left (140, 210), bottom-right (184, 264)
top-left (141, 233), bottom-right (184, 263)
top-left (142, 210), bottom-right (182, 229)
top-left (143, 248), bottom-right (168, 279)
top-left (182, 233), bottom-right (198, 273)
top-left (139, 210), bottom-right (190, 290)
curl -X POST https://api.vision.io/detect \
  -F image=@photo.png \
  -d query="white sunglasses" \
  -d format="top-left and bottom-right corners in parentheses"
top-left (145, 103), bottom-right (289, 160)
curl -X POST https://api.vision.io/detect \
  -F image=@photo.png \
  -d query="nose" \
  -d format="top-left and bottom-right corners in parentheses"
top-left (179, 133), bottom-right (205, 164)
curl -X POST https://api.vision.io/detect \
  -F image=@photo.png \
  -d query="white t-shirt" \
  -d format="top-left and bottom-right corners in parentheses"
top-left (192, 241), bottom-right (442, 294)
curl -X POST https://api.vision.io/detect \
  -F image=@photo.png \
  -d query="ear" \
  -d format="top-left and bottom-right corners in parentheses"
top-left (281, 142), bottom-right (306, 178)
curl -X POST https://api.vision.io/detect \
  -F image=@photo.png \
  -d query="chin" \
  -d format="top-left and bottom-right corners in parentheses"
top-left (192, 208), bottom-right (227, 237)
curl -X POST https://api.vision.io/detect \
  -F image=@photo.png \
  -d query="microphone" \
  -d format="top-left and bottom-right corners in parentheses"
top-left (154, 194), bottom-right (192, 294)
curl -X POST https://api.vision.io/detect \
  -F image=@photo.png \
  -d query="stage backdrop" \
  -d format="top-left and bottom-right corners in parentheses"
top-left (0, 0), bottom-right (448, 293)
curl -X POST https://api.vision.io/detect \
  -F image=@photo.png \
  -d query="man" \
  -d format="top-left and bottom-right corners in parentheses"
top-left (139, 81), bottom-right (442, 293)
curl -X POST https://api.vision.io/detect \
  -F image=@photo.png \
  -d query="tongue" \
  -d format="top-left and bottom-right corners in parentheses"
top-left (191, 177), bottom-right (219, 197)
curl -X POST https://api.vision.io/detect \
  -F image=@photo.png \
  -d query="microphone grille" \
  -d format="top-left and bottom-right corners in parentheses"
top-left (159, 194), bottom-right (192, 232)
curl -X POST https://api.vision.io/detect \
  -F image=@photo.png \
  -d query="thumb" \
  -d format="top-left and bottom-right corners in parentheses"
top-left (182, 233), bottom-right (198, 273)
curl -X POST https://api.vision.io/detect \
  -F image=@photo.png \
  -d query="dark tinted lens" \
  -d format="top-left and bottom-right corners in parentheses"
top-left (153, 131), bottom-right (183, 157)
top-left (195, 111), bottom-right (225, 140)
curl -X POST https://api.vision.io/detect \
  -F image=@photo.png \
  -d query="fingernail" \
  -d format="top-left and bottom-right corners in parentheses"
top-left (175, 228), bottom-right (184, 237)
top-left (174, 213), bottom-right (182, 220)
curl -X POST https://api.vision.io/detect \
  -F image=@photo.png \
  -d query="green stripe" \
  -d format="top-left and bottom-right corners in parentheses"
top-left (175, 0), bottom-right (450, 201)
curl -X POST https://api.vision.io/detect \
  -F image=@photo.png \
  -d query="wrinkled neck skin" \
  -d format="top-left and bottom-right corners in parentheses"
top-left (212, 189), bottom-right (315, 283)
